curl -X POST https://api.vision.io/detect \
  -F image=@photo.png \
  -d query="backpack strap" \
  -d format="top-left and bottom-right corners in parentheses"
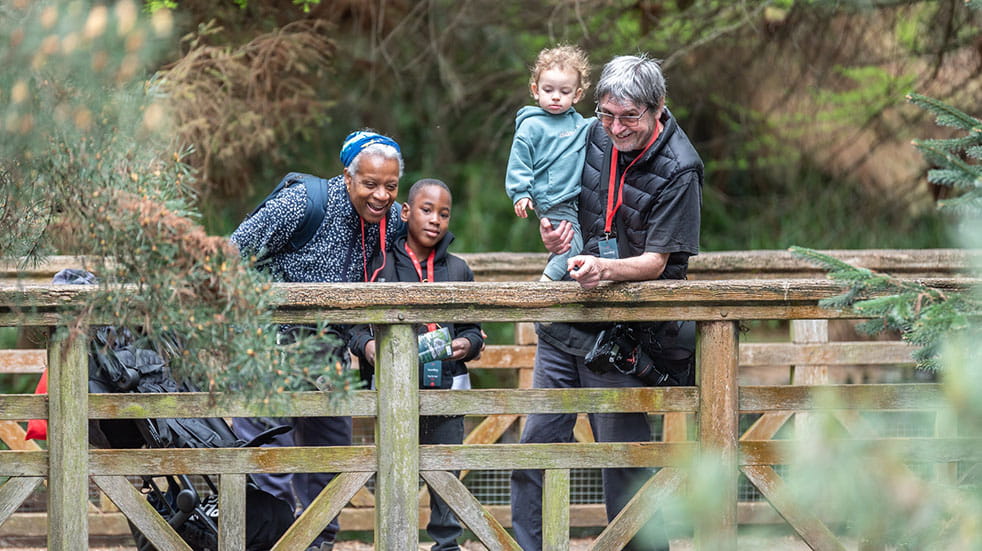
top-left (248, 172), bottom-right (331, 256)
top-left (289, 175), bottom-right (330, 253)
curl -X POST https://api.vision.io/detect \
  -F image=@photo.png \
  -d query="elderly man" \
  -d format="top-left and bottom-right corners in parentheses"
top-left (510, 54), bottom-right (703, 551)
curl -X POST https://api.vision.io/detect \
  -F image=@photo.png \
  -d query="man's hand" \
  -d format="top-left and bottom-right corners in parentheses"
top-left (364, 340), bottom-right (376, 366)
top-left (567, 255), bottom-right (607, 290)
top-left (540, 217), bottom-right (574, 254)
top-left (514, 198), bottom-right (533, 218)
top-left (449, 337), bottom-right (472, 361)
top-left (568, 252), bottom-right (670, 290)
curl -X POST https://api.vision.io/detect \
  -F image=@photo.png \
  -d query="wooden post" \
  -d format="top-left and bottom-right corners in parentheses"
top-left (47, 327), bottom-right (89, 550)
top-left (374, 323), bottom-right (419, 549)
top-left (791, 320), bottom-right (829, 438)
top-left (219, 473), bottom-right (246, 551)
top-left (696, 321), bottom-right (739, 551)
top-left (516, 322), bottom-right (537, 437)
top-left (542, 468), bottom-right (570, 551)
top-left (934, 408), bottom-right (957, 484)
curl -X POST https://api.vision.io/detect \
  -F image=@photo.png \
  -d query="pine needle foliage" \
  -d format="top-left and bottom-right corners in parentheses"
top-left (1, 0), bottom-right (356, 407)
top-left (790, 246), bottom-right (977, 370)
top-left (790, 88), bottom-right (981, 372)
top-left (908, 92), bottom-right (982, 214)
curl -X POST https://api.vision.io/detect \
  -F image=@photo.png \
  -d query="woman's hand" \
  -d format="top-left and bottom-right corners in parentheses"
top-left (540, 217), bottom-right (574, 254)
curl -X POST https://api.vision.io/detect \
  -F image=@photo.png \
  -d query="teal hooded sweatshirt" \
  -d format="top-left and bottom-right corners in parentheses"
top-left (504, 106), bottom-right (595, 213)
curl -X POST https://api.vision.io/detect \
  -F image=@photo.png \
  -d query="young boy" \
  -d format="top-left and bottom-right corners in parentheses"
top-left (505, 44), bottom-right (594, 281)
top-left (347, 178), bottom-right (483, 551)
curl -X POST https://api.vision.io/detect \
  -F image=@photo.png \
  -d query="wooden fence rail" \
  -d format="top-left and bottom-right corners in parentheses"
top-left (1, 249), bottom-right (979, 550)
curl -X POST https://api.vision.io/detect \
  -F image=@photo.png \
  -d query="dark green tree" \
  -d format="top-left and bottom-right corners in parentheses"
top-left (0, 0), bottom-right (355, 404)
top-left (791, 93), bottom-right (981, 371)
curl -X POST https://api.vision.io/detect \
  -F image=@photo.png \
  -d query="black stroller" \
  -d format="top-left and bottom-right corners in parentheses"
top-left (56, 269), bottom-right (294, 551)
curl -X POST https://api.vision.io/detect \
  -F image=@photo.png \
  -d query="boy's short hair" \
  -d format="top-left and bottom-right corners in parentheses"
top-left (407, 178), bottom-right (452, 205)
top-left (529, 44), bottom-right (591, 95)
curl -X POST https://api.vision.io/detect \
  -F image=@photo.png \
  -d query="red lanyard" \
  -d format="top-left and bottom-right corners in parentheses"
top-left (604, 120), bottom-right (662, 235)
top-left (405, 244), bottom-right (438, 332)
top-left (361, 216), bottom-right (387, 282)
top-left (404, 244), bottom-right (436, 283)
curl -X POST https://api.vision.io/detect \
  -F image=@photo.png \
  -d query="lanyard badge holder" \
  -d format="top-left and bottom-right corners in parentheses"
top-left (418, 326), bottom-right (452, 387)
top-left (405, 244), bottom-right (449, 387)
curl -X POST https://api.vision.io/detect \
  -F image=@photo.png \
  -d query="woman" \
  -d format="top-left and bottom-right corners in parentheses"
top-left (230, 129), bottom-right (404, 551)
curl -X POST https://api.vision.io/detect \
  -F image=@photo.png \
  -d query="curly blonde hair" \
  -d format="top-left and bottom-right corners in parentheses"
top-left (529, 44), bottom-right (591, 97)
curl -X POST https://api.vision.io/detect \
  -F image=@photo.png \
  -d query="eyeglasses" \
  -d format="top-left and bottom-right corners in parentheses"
top-left (594, 106), bottom-right (649, 127)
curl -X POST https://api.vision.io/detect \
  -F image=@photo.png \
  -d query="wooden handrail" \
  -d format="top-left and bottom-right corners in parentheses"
top-left (1, 277), bottom-right (973, 326)
top-left (0, 250), bottom-right (977, 550)
top-left (1, 249), bottom-right (978, 283)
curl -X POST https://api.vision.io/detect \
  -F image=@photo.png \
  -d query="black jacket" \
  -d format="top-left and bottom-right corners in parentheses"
top-left (347, 232), bottom-right (484, 388)
top-left (539, 109), bottom-right (703, 355)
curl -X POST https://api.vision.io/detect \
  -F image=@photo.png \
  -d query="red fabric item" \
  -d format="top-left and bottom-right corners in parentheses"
top-left (24, 369), bottom-right (48, 441)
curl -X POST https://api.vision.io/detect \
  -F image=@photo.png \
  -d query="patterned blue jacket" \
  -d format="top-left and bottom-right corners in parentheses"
top-left (231, 174), bottom-right (403, 284)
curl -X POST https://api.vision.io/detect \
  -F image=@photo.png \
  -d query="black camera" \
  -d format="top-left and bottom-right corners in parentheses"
top-left (584, 322), bottom-right (694, 386)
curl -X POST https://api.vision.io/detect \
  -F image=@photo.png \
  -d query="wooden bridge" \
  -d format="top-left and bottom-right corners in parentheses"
top-left (0, 249), bottom-right (977, 550)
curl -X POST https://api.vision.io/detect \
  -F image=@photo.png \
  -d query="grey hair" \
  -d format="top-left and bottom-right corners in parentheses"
top-left (348, 143), bottom-right (405, 178)
top-left (594, 54), bottom-right (666, 110)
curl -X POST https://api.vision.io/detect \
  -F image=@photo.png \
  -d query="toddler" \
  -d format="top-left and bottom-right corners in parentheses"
top-left (505, 45), bottom-right (594, 280)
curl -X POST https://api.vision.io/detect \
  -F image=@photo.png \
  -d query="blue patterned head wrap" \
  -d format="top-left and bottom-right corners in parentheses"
top-left (340, 131), bottom-right (401, 168)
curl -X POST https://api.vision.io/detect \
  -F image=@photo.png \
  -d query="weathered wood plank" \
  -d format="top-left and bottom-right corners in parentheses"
top-left (740, 342), bottom-right (916, 366)
top-left (0, 342), bottom-right (924, 374)
top-left (741, 465), bottom-right (846, 551)
top-left (419, 442), bottom-right (696, 471)
top-left (464, 415), bottom-right (519, 446)
top-left (0, 450), bottom-right (47, 476)
top-left (0, 477), bottom-right (43, 527)
top-left (685, 249), bottom-right (978, 279)
top-left (4, 278), bottom-right (974, 326)
top-left (791, 320), bottom-right (829, 439)
top-left (0, 421), bottom-right (42, 451)
top-left (467, 345), bottom-right (535, 369)
top-left (0, 350), bottom-right (46, 373)
top-left (588, 468), bottom-right (686, 551)
top-left (740, 384), bottom-right (946, 411)
top-left (0, 395), bottom-right (46, 421)
top-left (272, 471), bottom-right (373, 551)
top-left (573, 414), bottom-right (595, 443)
top-left (421, 470), bottom-right (522, 551)
top-left (739, 438), bottom-right (982, 465)
top-left (93, 475), bottom-right (192, 551)
top-left (461, 414), bottom-right (520, 478)
top-left (374, 324), bottom-right (418, 550)
top-left (4, 250), bottom-right (976, 283)
top-left (420, 387), bottom-right (698, 416)
top-left (740, 412), bottom-right (793, 441)
top-left (88, 446), bottom-right (376, 475)
top-left (219, 473), bottom-right (246, 551)
top-left (933, 408), bottom-right (958, 484)
top-left (696, 320), bottom-right (739, 551)
top-left (47, 330), bottom-right (89, 551)
top-left (86, 390), bottom-right (377, 419)
top-left (0, 502), bottom-right (843, 538)
top-left (662, 412), bottom-right (689, 442)
top-left (543, 469), bottom-right (570, 551)
top-left (86, 387), bottom-right (696, 420)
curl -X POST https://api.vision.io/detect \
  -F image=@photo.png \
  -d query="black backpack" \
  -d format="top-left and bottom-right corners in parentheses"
top-left (248, 172), bottom-right (331, 257)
